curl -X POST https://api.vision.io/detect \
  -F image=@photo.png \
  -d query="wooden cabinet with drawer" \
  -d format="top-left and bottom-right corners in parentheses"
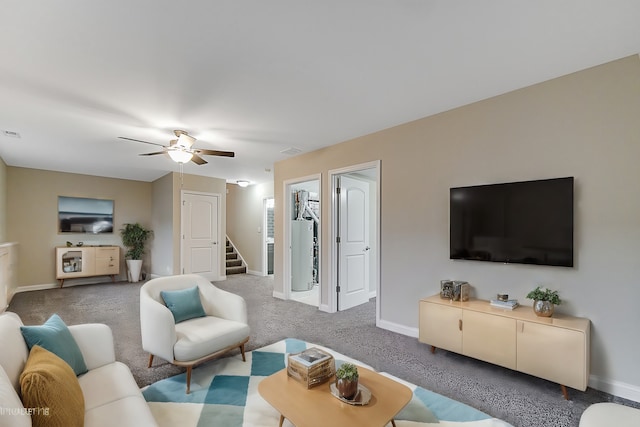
top-left (56, 246), bottom-right (120, 287)
top-left (419, 294), bottom-right (590, 399)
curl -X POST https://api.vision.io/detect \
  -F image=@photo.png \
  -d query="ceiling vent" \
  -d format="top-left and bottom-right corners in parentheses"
top-left (280, 147), bottom-right (302, 156)
top-left (3, 130), bottom-right (21, 138)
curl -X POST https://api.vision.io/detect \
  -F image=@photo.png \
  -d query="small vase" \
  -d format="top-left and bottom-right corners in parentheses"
top-left (335, 378), bottom-right (358, 399)
top-left (533, 300), bottom-right (554, 317)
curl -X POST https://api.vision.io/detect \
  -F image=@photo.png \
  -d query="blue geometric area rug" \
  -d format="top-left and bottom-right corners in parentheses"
top-left (142, 338), bottom-right (513, 427)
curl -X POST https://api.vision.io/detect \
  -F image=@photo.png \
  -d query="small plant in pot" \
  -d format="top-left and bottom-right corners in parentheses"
top-left (335, 362), bottom-right (359, 399)
top-left (526, 286), bottom-right (561, 317)
top-left (120, 223), bottom-right (153, 283)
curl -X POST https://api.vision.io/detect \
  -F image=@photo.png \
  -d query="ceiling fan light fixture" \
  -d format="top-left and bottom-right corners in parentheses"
top-left (237, 180), bottom-right (250, 187)
top-left (176, 132), bottom-right (196, 148)
top-left (168, 149), bottom-right (193, 164)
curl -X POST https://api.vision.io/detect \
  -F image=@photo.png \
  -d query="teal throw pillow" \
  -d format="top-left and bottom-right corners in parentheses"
top-left (20, 313), bottom-right (88, 376)
top-left (161, 286), bottom-right (207, 323)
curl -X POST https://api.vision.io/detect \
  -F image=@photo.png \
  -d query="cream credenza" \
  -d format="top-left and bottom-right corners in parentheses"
top-left (419, 294), bottom-right (590, 399)
top-left (56, 246), bottom-right (120, 287)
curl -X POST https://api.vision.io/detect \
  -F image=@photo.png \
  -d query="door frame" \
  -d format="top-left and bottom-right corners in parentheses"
top-left (282, 174), bottom-right (322, 303)
top-left (263, 197), bottom-right (274, 276)
top-left (180, 190), bottom-right (223, 280)
top-left (328, 160), bottom-right (380, 316)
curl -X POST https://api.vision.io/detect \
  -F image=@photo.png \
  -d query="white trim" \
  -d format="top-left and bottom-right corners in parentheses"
top-left (14, 283), bottom-right (58, 292)
top-left (283, 174), bottom-right (322, 306)
top-left (247, 269), bottom-right (264, 276)
top-left (225, 235), bottom-right (247, 271)
top-left (328, 160), bottom-right (381, 317)
top-left (589, 375), bottom-right (640, 403)
top-left (376, 318), bottom-right (419, 338)
top-left (318, 303), bottom-right (331, 313)
top-left (272, 290), bottom-right (286, 300)
top-left (263, 197), bottom-right (275, 276)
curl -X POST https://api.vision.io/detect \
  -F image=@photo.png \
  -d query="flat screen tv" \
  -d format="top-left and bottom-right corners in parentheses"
top-left (58, 196), bottom-right (114, 234)
top-left (450, 177), bottom-right (574, 267)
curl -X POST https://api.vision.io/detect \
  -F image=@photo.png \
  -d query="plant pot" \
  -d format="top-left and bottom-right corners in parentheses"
top-left (126, 259), bottom-right (143, 283)
top-left (335, 378), bottom-right (358, 400)
top-left (533, 300), bottom-right (554, 317)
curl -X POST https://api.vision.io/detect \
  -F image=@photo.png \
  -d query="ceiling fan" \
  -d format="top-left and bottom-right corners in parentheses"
top-left (118, 130), bottom-right (235, 165)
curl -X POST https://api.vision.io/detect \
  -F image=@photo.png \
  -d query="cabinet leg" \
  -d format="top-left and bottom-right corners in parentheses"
top-left (59, 279), bottom-right (64, 288)
top-left (430, 345), bottom-right (436, 354)
top-left (560, 384), bottom-right (569, 400)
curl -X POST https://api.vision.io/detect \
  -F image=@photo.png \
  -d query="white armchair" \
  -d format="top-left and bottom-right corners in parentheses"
top-left (140, 274), bottom-right (250, 393)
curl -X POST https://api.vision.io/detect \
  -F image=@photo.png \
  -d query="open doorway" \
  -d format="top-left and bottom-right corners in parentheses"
top-left (263, 198), bottom-right (274, 276)
top-left (284, 176), bottom-right (321, 307)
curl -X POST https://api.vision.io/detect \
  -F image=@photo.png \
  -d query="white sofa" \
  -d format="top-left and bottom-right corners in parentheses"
top-left (0, 312), bottom-right (157, 427)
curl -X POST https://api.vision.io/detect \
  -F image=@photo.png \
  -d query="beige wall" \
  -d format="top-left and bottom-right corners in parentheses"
top-left (6, 167), bottom-right (152, 287)
top-left (150, 173), bottom-right (176, 276)
top-left (227, 181), bottom-right (274, 275)
top-left (274, 55), bottom-right (640, 399)
top-left (4, 168), bottom-right (228, 286)
top-left (153, 173), bottom-right (228, 277)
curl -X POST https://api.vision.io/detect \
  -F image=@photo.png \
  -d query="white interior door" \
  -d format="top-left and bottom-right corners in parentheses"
top-left (338, 175), bottom-right (370, 310)
top-left (182, 192), bottom-right (220, 280)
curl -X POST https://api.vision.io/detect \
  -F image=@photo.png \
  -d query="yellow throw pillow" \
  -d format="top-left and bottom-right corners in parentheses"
top-left (19, 345), bottom-right (84, 427)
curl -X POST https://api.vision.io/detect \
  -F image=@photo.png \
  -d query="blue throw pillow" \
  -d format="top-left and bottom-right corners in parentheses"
top-left (20, 313), bottom-right (88, 376)
top-left (161, 286), bottom-right (207, 323)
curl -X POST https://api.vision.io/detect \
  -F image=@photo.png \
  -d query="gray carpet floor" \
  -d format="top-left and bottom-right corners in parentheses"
top-left (8, 274), bottom-right (639, 427)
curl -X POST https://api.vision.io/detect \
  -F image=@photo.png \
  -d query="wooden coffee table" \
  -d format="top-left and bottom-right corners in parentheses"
top-left (258, 366), bottom-right (412, 427)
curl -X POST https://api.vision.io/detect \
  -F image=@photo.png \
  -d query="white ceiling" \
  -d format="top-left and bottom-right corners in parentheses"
top-left (1, 1), bottom-right (639, 185)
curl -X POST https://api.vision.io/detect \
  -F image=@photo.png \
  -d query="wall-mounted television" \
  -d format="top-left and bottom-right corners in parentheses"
top-left (58, 196), bottom-right (114, 234)
top-left (450, 177), bottom-right (574, 267)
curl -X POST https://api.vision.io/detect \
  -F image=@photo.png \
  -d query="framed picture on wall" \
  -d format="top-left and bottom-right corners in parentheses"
top-left (58, 196), bottom-right (114, 234)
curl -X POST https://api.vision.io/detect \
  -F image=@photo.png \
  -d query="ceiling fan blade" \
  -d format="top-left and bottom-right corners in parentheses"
top-left (139, 151), bottom-right (166, 156)
top-left (191, 154), bottom-right (208, 165)
top-left (194, 149), bottom-right (235, 157)
top-left (118, 137), bottom-right (167, 148)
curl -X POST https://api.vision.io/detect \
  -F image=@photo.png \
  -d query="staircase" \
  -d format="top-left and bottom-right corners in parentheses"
top-left (226, 238), bottom-right (246, 275)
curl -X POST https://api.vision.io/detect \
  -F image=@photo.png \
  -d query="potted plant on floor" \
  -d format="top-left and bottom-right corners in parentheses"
top-left (335, 362), bottom-right (359, 399)
top-left (526, 286), bottom-right (562, 317)
top-left (120, 223), bottom-right (153, 283)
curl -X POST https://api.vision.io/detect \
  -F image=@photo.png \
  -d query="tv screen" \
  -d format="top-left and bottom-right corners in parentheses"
top-left (450, 177), bottom-right (574, 267)
top-left (58, 196), bottom-right (114, 234)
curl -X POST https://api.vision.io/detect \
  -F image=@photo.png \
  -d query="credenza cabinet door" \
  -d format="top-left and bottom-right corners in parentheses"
top-left (95, 247), bottom-right (120, 275)
top-left (462, 311), bottom-right (517, 370)
top-left (516, 320), bottom-right (588, 391)
top-left (56, 247), bottom-right (96, 278)
top-left (419, 301), bottom-right (462, 353)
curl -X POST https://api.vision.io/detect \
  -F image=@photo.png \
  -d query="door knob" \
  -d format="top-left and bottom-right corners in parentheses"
top-left (363, 246), bottom-right (371, 251)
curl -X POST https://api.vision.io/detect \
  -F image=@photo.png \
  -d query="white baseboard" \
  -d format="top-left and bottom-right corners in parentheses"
top-left (376, 318), bottom-right (419, 338)
top-left (589, 375), bottom-right (640, 403)
top-left (15, 283), bottom-right (58, 292)
top-left (247, 269), bottom-right (265, 276)
top-left (272, 291), bottom-right (285, 300)
top-left (319, 303), bottom-right (332, 313)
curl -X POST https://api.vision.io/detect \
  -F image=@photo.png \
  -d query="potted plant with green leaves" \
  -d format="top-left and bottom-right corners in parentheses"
top-left (335, 362), bottom-right (359, 399)
top-left (120, 223), bottom-right (153, 283)
top-left (526, 286), bottom-right (562, 317)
